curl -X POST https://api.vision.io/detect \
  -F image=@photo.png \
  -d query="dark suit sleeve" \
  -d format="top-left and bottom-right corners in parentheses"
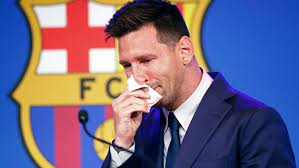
top-left (239, 107), bottom-right (296, 167)
top-left (100, 147), bottom-right (142, 168)
top-left (101, 148), bottom-right (142, 168)
top-left (101, 147), bottom-right (156, 168)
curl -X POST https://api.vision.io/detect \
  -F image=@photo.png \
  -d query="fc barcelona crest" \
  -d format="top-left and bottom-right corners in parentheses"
top-left (13, 0), bottom-right (210, 167)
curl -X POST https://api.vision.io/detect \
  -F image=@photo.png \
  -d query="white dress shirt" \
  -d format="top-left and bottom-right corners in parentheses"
top-left (110, 68), bottom-right (213, 168)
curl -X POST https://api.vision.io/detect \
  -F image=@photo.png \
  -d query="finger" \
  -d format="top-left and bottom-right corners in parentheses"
top-left (118, 96), bottom-right (147, 109)
top-left (115, 89), bottom-right (149, 104)
top-left (119, 103), bottom-right (151, 118)
top-left (128, 89), bottom-right (150, 99)
top-left (113, 88), bottom-right (130, 104)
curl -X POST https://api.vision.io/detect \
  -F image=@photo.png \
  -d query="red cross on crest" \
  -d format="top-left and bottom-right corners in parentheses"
top-left (42, 0), bottom-right (115, 73)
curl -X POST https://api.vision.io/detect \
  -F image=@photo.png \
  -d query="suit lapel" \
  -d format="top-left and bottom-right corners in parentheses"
top-left (175, 73), bottom-right (236, 167)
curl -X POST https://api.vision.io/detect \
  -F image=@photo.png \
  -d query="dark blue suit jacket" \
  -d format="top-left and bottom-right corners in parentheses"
top-left (102, 72), bottom-right (296, 168)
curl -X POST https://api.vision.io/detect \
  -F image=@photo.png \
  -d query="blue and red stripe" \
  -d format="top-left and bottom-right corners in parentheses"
top-left (30, 104), bottom-right (112, 167)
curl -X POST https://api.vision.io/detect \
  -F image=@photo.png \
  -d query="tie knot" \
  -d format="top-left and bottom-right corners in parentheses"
top-left (168, 112), bottom-right (180, 131)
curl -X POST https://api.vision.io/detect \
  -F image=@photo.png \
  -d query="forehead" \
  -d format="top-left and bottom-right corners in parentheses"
top-left (118, 25), bottom-right (164, 61)
top-left (120, 24), bottom-right (158, 44)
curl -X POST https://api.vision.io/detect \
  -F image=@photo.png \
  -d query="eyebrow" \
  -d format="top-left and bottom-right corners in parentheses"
top-left (119, 60), bottom-right (128, 65)
top-left (119, 54), bottom-right (157, 65)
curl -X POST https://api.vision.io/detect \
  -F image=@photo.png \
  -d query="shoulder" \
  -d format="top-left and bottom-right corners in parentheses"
top-left (225, 87), bottom-right (281, 123)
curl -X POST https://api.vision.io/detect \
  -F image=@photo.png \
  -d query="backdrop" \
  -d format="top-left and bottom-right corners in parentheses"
top-left (0, 0), bottom-right (298, 167)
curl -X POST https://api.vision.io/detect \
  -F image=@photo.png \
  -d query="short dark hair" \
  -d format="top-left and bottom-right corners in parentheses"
top-left (105, 0), bottom-right (190, 47)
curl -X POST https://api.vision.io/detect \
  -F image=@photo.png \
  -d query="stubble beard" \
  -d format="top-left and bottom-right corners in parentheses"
top-left (153, 90), bottom-right (178, 111)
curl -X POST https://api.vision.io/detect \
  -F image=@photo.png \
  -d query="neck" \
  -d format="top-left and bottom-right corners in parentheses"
top-left (167, 65), bottom-right (203, 111)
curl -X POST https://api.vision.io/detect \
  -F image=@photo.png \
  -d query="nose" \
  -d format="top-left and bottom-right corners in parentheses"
top-left (131, 64), bottom-right (148, 85)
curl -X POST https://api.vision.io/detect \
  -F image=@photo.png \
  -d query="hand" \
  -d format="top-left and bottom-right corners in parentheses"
top-left (112, 88), bottom-right (150, 149)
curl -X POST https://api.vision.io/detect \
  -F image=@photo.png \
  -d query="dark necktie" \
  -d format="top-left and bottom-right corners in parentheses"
top-left (166, 112), bottom-right (180, 168)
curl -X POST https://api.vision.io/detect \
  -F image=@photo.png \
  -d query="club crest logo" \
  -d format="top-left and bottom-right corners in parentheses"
top-left (13, 0), bottom-right (210, 167)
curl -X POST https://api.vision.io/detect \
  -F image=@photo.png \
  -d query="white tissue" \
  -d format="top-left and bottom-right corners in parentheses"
top-left (127, 75), bottom-right (162, 107)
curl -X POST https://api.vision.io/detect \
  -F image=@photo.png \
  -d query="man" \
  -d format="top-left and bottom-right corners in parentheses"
top-left (102, 0), bottom-right (296, 167)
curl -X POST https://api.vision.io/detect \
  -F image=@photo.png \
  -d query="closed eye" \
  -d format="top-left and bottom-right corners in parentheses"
top-left (122, 63), bottom-right (131, 69)
top-left (141, 59), bottom-right (152, 64)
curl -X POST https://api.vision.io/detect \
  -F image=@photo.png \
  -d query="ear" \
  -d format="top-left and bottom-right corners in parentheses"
top-left (176, 36), bottom-right (194, 65)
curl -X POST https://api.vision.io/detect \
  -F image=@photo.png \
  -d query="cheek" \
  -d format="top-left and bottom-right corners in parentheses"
top-left (144, 61), bottom-right (165, 79)
top-left (147, 55), bottom-right (177, 86)
top-left (154, 58), bottom-right (174, 75)
top-left (148, 65), bottom-right (168, 84)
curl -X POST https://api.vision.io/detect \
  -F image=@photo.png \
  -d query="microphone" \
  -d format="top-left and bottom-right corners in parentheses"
top-left (79, 109), bottom-right (156, 168)
top-left (78, 109), bottom-right (134, 154)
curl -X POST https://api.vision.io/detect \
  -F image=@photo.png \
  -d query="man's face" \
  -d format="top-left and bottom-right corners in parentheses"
top-left (119, 25), bottom-right (184, 109)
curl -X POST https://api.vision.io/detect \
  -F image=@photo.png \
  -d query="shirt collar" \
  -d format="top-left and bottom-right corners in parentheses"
top-left (163, 68), bottom-right (213, 131)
